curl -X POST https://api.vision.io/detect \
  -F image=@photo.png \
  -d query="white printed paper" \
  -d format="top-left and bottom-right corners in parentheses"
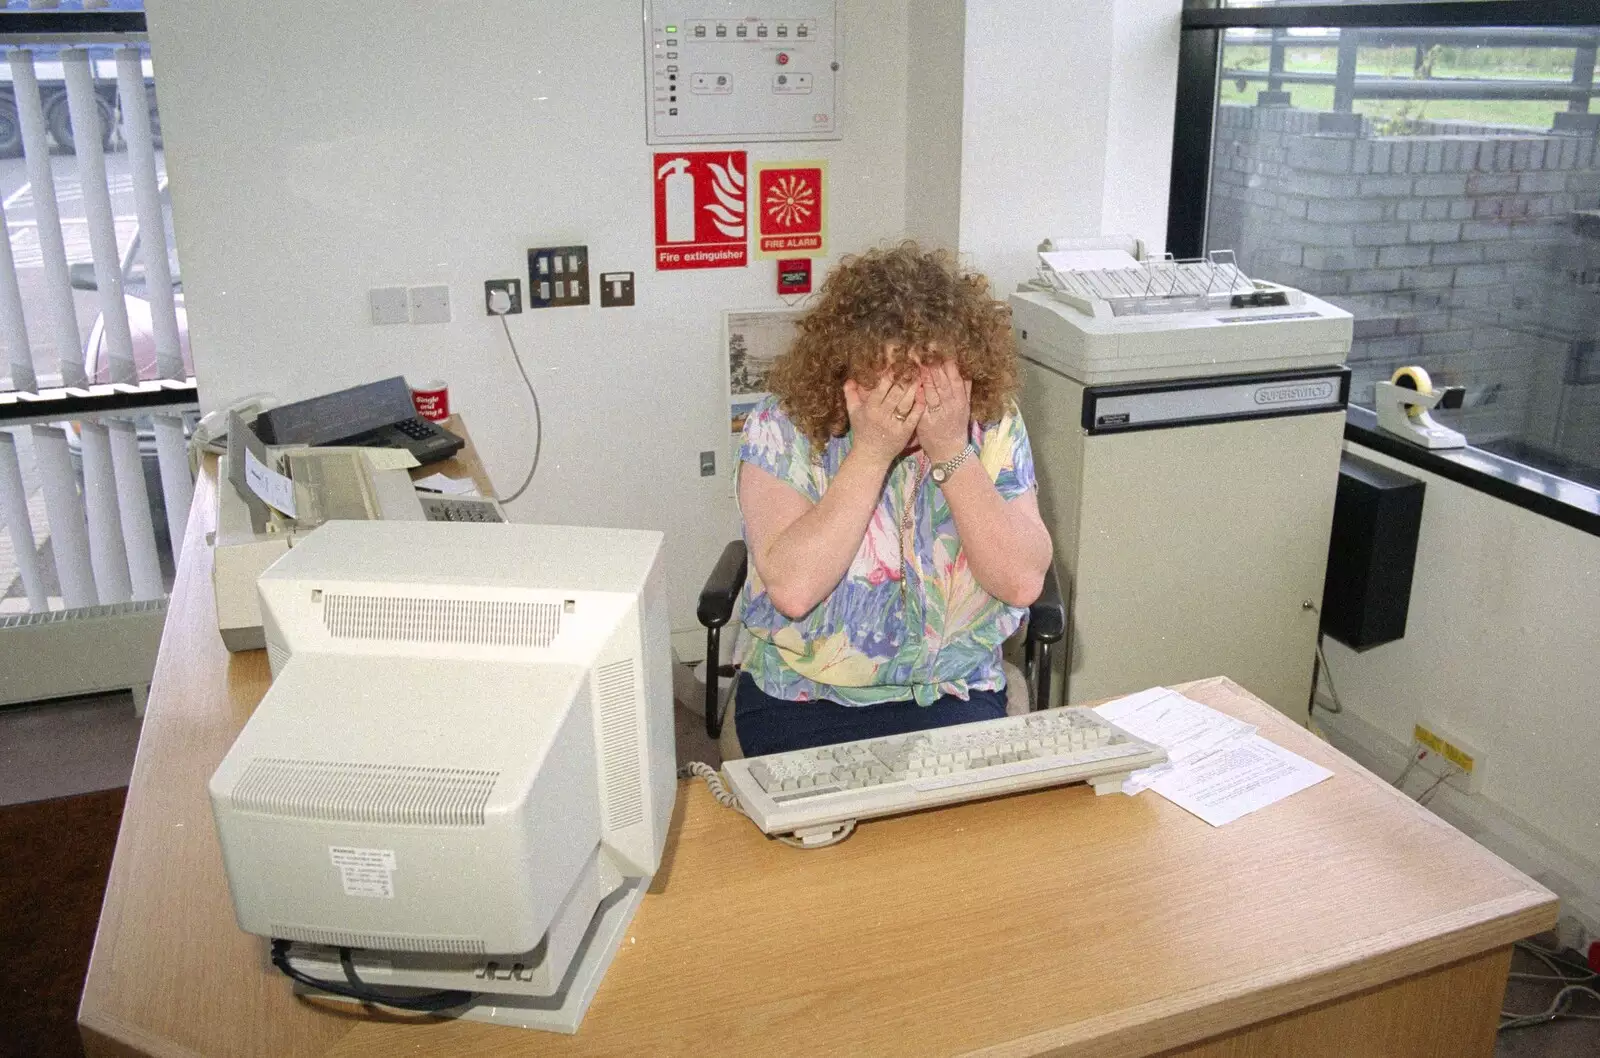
top-left (1147, 735), bottom-right (1333, 827)
top-left (412, 472), bottom-right (479, 497)
top-left (1041, 248), bottom-right (1142, 273)
top-left (363, 448), bottom-right (421, 472)
top-left (243, 447), bottom-right (297, 518)
top-left (1094, 687), bottom-right (1256, 792)
top-left (330, 846), bottom-right (396, 899)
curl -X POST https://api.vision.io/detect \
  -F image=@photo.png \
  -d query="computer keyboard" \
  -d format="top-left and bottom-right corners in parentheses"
top-left (721, 707), bottom-right (1167, 841)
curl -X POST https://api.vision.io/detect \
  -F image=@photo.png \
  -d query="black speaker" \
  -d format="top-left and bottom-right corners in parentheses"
top-left (1321, 453), bottom-right (1425, 650)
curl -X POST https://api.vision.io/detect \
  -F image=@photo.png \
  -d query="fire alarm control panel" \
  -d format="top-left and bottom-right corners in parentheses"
top-left (645, 1), bottom-right (839, 144)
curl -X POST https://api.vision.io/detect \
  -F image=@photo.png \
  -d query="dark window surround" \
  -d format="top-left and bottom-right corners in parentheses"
top-left (1169, 0), bottom-right (1600, 535)
top-left (0, 11), bottom-right (147, 38)
top-left (1346, 407), bottom-right (1600, 537)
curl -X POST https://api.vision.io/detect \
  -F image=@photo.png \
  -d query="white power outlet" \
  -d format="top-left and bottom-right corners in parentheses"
top-left (369, 286), bottom-right (408, 325)
top-left (1412, 720), bottom-right (1485, 794)
top-left (408, 284), bottom-right (451, 325)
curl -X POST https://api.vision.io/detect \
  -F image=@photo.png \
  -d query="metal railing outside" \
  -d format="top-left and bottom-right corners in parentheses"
top-left (1223, 25), bottom-right (1600, 120)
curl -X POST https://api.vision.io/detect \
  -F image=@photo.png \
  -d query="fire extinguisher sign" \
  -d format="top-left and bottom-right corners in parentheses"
top-left (753, 161), bottom-right (827, 259)
top-left (653, 151), bottom-right (749, 271)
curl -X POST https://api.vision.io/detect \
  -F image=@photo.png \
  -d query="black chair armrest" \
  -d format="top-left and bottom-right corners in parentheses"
top-left (697, 541), bottom-right (748, 628)
top-left (1027, 564), bottom-right (1066, 644)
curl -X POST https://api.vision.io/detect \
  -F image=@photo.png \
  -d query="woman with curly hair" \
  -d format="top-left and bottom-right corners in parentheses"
top-left (730, 242), bottom-right (1053, 757)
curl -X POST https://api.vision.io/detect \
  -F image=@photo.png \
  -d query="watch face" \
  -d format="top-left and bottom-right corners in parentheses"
top-left (932, 466), bottom-right (948, 483)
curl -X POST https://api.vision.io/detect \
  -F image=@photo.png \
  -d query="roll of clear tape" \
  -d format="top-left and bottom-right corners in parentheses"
top-left (1390, 365), bottom-right (1433, 419)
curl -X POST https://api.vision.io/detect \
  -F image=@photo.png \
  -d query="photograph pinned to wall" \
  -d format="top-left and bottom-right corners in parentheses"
top-left (725, 308), bottom-right (803, 494)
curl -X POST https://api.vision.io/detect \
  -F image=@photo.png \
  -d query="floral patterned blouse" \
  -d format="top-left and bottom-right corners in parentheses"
top-left (736, 395), bottom-right (1039, 707)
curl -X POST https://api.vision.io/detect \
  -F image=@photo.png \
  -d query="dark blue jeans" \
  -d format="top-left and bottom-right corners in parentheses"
top-left (732, 673), bottom-right (1008, 757)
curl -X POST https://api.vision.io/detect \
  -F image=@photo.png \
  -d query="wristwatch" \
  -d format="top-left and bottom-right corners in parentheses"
top-left (930, 443), bottom-right (977, 486)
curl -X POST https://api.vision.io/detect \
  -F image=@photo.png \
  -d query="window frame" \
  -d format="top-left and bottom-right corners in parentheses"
top-left (1167, 0), bottom-right (1600, 537)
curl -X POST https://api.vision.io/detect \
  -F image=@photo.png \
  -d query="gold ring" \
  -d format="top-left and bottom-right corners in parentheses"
top-left (929, 403), bottom-right (944, 411)
top-left (894, 410), bottom-right (909, 421)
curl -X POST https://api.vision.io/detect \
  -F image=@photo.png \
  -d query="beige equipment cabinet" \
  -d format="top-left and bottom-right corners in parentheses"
top-left (1012, 249), bottom-right (1354, 718)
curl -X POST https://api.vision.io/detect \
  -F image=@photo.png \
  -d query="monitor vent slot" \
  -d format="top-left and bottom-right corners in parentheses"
top-left (322, 594), bottom-right (561, 647)
top-left (233, 759), bottom-right (499, 827)
top-left (596, 659), bottom-right (644, 830)
top-left (273, 925), bottom-right (485, 955)
top-left (266, 641), bottom-right (289, 676)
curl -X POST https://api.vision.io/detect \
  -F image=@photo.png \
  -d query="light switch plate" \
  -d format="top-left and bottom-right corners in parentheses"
top-left (600, 271), bottom-right (636, 308)
top-left (369, 286), bottom-right (408, 325)
top-left (528, 246), bottom-right (591, 308)
top-left (409, 284), bottom-right (451, 324)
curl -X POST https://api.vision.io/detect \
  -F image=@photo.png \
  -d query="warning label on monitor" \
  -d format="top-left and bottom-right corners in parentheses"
top-left (330, 846), bottom-right (396, 898)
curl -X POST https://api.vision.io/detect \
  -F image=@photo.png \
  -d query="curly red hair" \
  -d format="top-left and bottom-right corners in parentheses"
top-left (767, 242), bottom-right (1018, 446)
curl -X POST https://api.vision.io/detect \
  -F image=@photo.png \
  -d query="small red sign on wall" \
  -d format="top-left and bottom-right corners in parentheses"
top-left (654, 151), bottom-right (749, 271)
top-left (755, 161), bottom-right (827, 259)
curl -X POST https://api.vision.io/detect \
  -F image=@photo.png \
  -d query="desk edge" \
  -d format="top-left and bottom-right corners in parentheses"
top-left (967, 888), bottom-right (1555, 1058)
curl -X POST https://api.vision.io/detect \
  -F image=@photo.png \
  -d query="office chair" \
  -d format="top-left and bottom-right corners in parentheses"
top-left (695, 540), bottom-right (1067, 747)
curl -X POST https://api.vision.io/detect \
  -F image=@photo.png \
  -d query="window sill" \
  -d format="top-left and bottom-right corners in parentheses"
top-left (1344, 406), bottom-right (1600, 539)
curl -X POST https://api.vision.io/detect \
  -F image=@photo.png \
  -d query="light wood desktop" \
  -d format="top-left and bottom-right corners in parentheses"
top-left (80, 421), bottom-right (1555, 1057)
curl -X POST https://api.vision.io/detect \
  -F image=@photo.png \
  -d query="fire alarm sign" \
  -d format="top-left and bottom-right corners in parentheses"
top-left (753, 161), bottom-right (827, 259)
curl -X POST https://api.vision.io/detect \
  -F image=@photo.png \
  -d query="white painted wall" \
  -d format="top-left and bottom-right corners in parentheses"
top-left (957, 0), bottom-right (1181, 294)
top-left (904, 0), bottom-right (964, 249)
top-left (145, 0), bottom-right (909, 635)
top-left (1324, 443), bottom-right (1600, 867)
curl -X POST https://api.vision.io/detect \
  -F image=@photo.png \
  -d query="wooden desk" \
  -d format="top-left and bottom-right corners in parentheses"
top-left (82, 439), bottom-right (1555, 1056)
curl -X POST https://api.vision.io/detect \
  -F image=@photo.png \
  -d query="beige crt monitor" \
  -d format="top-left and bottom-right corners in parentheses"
top-left (208, 521), bottom-right (675, 1033)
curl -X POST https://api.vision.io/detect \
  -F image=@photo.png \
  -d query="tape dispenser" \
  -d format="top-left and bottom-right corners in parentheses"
top-left (1375, 365), bottom-right (1466, 450)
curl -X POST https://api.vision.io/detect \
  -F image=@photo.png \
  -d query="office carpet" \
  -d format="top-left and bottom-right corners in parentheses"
top-left (0, 787), bottom-right (125, 1058)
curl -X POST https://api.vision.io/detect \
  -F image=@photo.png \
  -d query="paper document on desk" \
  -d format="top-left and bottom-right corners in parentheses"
top-left (1094, 687), bottom-right (1330, 825)
top-left (412, 472), bottom-right (480, 497)
top-left (1094, 687), bottom-right (1256, 792)
top-left (363, 448), bottom-right (421, 472)
top-left (1146, 735), bottom-right (1333, 827)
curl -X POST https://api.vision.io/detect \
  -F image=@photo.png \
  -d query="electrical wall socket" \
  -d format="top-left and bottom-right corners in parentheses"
top-left (484, 278), bottom-right (522, 315)
top-left (528, 246), bottom-right (591, 308)
top-left (408, 284), bottom-right (451, 324)
top-left (1412, 721), bottom-right (1485, 794)
top-left (369, 286), bottom-right (408, 325)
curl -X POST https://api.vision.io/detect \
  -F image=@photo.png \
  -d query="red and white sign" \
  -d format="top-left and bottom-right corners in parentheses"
top-left (653, 151), bottom-right (748, 271)
top-left (754, 161), bottom-right (827, 259)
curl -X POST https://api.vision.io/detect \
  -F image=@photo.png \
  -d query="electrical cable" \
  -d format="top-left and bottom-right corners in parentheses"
top-left (1499, 983), bottom-right (1600, 1031)
top-left (269, 939), bottom-right (475, 1013)
top-left (1311, 636), bottom-right (1343, 715)
top-left (1515, 940), bottom-right (1598, 981)
top-left (497, 314), bottom-right (542, 504)
top-left (681, 761), bottom-right (742, 811)
top-left (1416, 769), bottom-right (1451, 805)
top-left (1392, 747), bottom-right (1425, 789)
top-left (679, 760), bottom-right (856, 849)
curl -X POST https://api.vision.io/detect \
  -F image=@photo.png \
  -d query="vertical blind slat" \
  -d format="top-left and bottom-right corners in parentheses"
top-left (64, 48), bottom-right (137, 386)
top-left (0, 431), bottom-right (46, 612)
top-left (33, 423), bottom-right (97, 610)
top-left (78, 420), bottom-right (131, 605)
top-left (0, 191), bottom-right (36, 392)
top-left (109, 418), bottom-right (161, 600)
top-left (10, 50), bottom-right (85, 387)
top-left (116, 47), bottom-right (182, 381)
